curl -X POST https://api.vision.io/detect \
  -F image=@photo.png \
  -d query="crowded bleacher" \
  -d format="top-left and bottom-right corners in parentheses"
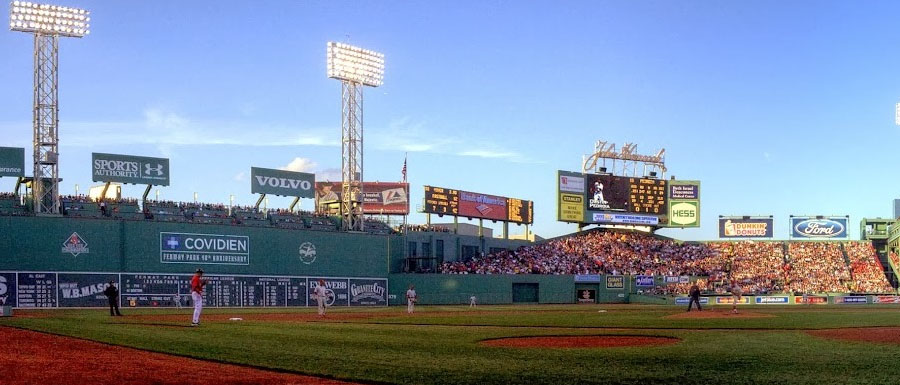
top-left (440, 230), bottom-right (896, 294)
top-left (0, 193), bottom-right (395, 235)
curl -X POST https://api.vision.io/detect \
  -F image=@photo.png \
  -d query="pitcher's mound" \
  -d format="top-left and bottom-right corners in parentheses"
top-left (481, 335), bottom-right (679, 348)
top-left (808, 328), bottom-right (900, 344)
top-left (665, 311), bottom-right (774, 319)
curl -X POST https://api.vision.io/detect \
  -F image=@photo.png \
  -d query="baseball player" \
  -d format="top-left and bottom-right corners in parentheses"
top-left (190, 269), bottom-right (208, 327)
top-left (315, 279), bottom-right (328, 317)
top-left (406, 285), bottom-right (417, 314)
top-left (730, 279), bottom-right (743, 314)
top-left (686, 283), bottom-right (702, 312)
top-left (469, 294), bottom-right (477, 308)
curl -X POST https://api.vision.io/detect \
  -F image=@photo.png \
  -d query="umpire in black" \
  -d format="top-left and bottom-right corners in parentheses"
top-left (687, 282), bottom-right (702, 312)
top-left (103, 281), bottom-right (123, 316)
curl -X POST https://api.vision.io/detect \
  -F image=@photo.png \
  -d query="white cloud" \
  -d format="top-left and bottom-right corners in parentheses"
top-left (316, 168), bottom-right (342, 182)
top-left (281, 157), bottom-right (318, 172)
top-left (0, 107), bottom-right (340, 148)
top-left (458, 149), bottom-right (520, 159)
top-left (233, 171), bottom-right (247, 182)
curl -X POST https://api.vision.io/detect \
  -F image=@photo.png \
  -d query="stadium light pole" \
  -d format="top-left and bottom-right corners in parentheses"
top-left (326, 42), bottom-right (384, 231)
top-left (9, 1), bottom-right (90, 215)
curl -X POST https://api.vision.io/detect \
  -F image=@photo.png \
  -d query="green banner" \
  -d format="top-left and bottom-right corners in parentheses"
top-left (251, 167), bottom-right (315, 198)
top-left (665, 180), bottom-right (701, 228)
top-left (0, 147), bottom-right (25, 177)
top-left (92, 152), bottom-right (170, 186)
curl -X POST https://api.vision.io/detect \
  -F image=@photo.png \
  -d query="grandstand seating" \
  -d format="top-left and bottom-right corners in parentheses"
top-left (0, 194), bottom-right (397, 234)
top-left (440, 230), bottom-right (896, 295)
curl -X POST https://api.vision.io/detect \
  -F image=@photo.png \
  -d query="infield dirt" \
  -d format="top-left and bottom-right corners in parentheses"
top-left (0, 326), bottom-right (359, 385)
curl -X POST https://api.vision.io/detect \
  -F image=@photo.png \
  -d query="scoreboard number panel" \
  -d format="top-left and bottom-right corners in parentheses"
top-left (507, 198), bottom-right (534, 224)
top-left (423, 186), bottom-right (459, 215)
top-left (628, 178), bottom-right (667, 215)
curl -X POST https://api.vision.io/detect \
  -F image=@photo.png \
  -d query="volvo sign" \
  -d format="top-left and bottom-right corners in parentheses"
top-left (251, 167), bottom-right (315, 198)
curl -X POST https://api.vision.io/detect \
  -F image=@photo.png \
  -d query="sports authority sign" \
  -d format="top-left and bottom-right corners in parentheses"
top-left (250, 167), bottom-right (315, 198)
top-left (159, 232), bottom-right (250, 265)
top-left (0, 147), bottom-right (25, 177)
top-left (92, 153), bottom-right (170, 186)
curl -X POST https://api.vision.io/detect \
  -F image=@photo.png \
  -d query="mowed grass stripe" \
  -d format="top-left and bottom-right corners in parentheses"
top-left (4, 306), bottom-right (900, 384)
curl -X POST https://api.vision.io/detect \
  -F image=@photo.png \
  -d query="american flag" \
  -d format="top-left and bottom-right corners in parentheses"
top-left (401, 155), bottom-right (407, 182)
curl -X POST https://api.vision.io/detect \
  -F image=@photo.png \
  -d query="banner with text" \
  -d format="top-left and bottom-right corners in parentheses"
top-left (719, 217), bottom-right (775, 238)
top-left (0, 147), bottom-right (25, 177)
top-left (251, 167), bottom-right (315, 198)
top-left (316, 182), bottom-right (410, 215)
top-left (92, 153), bottom-right (170, 186)
top-left (790, 217), bottom-right (848, 239)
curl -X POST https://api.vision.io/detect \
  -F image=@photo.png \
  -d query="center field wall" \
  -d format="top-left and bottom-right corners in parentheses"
top-left (387, 274), bottom-right (577, 305)
top-left (0, 216), bottom-right (400, 277)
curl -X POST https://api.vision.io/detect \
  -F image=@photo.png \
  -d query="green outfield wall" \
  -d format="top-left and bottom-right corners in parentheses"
top-left (0, 216), bottom-right (401, 277)
top-left (387, 274), bottom-right (577, 305)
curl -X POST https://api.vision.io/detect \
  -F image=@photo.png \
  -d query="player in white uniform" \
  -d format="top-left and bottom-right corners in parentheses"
top-left (730, 280), bottom-right (743, 314)
top-left (406, 285), bottom-right (417, 314)
top-left (469, 295), bottom-right (477, 308)
top-left (315, 279), bottom-right (328, 317)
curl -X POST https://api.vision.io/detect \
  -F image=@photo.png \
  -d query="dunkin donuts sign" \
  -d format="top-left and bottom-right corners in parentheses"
top-left (790, 217), bottom-right (848, 239)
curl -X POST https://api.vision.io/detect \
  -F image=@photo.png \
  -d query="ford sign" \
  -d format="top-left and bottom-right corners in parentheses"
top-left (791, 217), bottom-right (848, 239)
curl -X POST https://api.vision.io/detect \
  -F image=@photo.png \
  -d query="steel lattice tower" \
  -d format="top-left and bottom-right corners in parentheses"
top-left (9, 2), bottom-right (91, 215)
top-left (341, 81), bottom-right (364, 231)
top-left (326, 42), bottom-right (384, 232)
top-left (32, 33), bottom-right (60, 214)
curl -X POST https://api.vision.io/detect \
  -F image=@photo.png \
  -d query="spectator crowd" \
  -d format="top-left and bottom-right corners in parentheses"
top-left (440, 230), bottom-right (896, 294)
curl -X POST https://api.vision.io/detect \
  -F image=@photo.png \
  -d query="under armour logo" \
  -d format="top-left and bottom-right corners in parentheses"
top-left (145, 163), bottom-right (164, 176)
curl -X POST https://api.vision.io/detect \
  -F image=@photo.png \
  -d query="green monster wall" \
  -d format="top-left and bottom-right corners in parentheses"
top-left (0, 216), bottom-right (401, 277)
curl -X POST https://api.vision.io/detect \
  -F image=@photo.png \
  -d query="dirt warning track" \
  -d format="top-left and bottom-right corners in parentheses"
top-left (0, 326), bottom-right (359, 385)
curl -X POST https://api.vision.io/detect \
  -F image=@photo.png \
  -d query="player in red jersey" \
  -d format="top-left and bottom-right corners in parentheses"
top-left (190, 269), bottom-right (208, 327)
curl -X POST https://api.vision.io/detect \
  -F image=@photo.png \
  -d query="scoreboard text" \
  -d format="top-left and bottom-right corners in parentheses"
top-left (628, 178), bottom-right (667, 214)
top-left (424, 186), bottom-right (459, 216)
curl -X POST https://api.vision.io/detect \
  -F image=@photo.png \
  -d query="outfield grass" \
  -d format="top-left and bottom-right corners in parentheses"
top-left (5, 305), bottom-right (900, 385)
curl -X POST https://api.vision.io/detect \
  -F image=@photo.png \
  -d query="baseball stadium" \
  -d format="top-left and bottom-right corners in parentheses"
top-left (4, 1), bottom-right (900, 385)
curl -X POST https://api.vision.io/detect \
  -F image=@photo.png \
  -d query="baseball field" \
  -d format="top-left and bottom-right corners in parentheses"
top-left (3, 304), bottom-right (900, 385)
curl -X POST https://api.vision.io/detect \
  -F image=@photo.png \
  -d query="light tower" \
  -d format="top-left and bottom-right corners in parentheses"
top-left (9, 1), bottom-right (90, 215)
top-left (326, 42), bottom-right (384, 231)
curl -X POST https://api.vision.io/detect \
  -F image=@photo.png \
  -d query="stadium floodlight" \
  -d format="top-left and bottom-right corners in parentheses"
top-left (9, 1), bottom-right (91, 37)
top-left (326, 41), bottom-right (384, 231)
top-left (9, 1), bottom-right (91, 215)
top-left (327, 42), bottom-right (385, 87)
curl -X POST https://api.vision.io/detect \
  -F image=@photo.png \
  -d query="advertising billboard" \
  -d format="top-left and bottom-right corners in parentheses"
top-left (92, 152), bottom-right (170, 186)
top-left (558, 170), bottom-right (586, 223)
top-left (669, 201), bottom-right (699, 227)
top-left (719, 217), bottom-right (775, 238)
top-left (0, 147), bottom-right (25, 177)
top-left (250, 167), bottom-right (315, 198)
top-left (790, 217), bottom-right (848, 239)
top-left (459, 191), bottom-right (507, 221)
top-left (316, 182), bottom-right (410, 215)
top-left (423, 186), bottom-right (532, 224)
top-left (665, 180), bottom-right (700, 228)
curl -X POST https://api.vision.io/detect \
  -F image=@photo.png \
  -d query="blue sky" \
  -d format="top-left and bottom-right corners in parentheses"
top-left (1, 1), bottom-right (899, 240)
